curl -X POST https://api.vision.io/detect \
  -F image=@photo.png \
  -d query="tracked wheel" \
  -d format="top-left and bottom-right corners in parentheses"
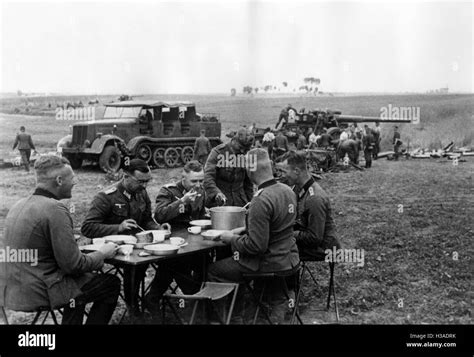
top-left (164, 147), bottom-right (180, 168)
top-left (136, 143), bottom-right (152, 163)
top-left (181, 146), bottom-right (194, 164)
top-left (152, 148), bottom-right (166, 168)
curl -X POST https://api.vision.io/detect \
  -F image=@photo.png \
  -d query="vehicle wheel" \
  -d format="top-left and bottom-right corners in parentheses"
top-left (99, 145), bottom-right (122, 172)
top-left (327, 127), bottom-right (341, 142)
top-left (181, 146), bottom-right (194, 164)
top-left (175, 147), bottom-right (183, 164)
top-left (65, 155), bottom-right (83, 169)
top-left (164, 147), bottom-right (180, 168)
top-left (152, 148), bottom-right (166, 168)
top-left (136, 143), bottom-right (152, 163)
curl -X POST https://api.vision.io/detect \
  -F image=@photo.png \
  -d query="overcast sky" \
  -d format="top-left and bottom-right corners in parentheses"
top-left (0, 0), bottom-right (472, 94)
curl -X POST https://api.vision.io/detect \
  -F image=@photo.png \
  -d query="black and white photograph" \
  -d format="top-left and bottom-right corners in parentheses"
top-left (0, 0), bottom-right (472, 354)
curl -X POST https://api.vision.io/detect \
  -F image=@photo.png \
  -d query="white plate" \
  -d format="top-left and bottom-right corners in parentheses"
top-left (144, 244), bottom-right (180, 256)
top-left (189, 220), bottom-right (212, 227)
top-left (103, 235), bottom-right (137, 245)
top-left (80, 244), bottom-right (105, 251)
top-left (201, 230), bottom-right (226, 240)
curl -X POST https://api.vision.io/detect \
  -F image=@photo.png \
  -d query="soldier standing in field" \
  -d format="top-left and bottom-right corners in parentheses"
top-left (12, 126), bottom-right (37, 172)
top-left (393, 126), bottom-right (402, 161)
top-left (273, 130), bottom-right (289, 159)
top-left (193, 129), bottom-right (212, 164)
top-left (372, 122), bottom-right (381, 159)
top-left (362, 126), bottom-right (376, 168)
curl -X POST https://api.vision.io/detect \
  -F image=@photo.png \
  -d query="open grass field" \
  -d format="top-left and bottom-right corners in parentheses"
top-left (0, 93), bottom-right (472, 324)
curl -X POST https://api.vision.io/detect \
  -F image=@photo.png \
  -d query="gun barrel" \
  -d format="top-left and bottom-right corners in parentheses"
top-left (336, 115), bottom-right (412, 123)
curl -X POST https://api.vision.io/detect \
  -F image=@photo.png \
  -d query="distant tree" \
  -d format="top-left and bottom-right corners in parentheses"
top-left (282, 82), bottom-right (288, 87)
top-left (254, 87), bottom-right (259, 94)
top-left (230, 88), bottom-right (236, 96)
top-left (264, 85), bottom-right (272, 92)
top-left (243, 86), bottom-right (253, 94)
top-left (17, 90), bottom-right (22, 96)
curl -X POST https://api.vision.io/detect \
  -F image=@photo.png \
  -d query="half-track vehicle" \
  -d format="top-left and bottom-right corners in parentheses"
top-left (57, 100), bottom-right (222, 172)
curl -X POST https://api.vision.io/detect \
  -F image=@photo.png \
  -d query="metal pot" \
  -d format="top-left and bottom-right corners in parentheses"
top-left (210, 206), bottom-right (246, 230)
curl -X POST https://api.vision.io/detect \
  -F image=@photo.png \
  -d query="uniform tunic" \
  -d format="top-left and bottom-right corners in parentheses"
top-left (231, 179), bottom-right (300, 272)
top-left (193, 136), bottom-right (212, 163)
top-left (204, 143), bottom-right (254, 207)
top-left (81, 182), bottom-right (159, 238)
top-left (1, 188), bottom-right (104, 311)
top-left (294, 178), bottom-right (340, 259)
top-left (154, 181), bottom-right (206, 228)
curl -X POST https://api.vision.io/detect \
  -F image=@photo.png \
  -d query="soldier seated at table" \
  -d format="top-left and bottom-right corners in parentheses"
top-left (275, 151), bottom-right (341, 260)
top-left (81, 159), bottom-right (166, 313)
top-left (208, 148), bottom-right (300, 324)
top-left (146, 161), bottom-right (207, 312)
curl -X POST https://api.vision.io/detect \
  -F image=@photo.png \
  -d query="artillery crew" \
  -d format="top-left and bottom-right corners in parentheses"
top-left (362, 125), bottom-right (376, 168)
top-left (393, 126), bottom-right (402, 160)
top-left (372, 122), bottom-right (381, 159)
top-left (273, 130), bottom-right (289, 158)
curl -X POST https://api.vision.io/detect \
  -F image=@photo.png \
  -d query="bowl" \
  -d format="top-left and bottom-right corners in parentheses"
top-left (169, 237), bottom-right (185, 246)
top-left (144, 244), bottom-right (180, 256)
top-left (201, 230), bottom-right (226, 241)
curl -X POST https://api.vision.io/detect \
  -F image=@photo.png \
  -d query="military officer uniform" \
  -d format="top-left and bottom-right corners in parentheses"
top-left (81, 181), bottom-right (160, 310)
top-left (81, 182), bottom-right (158, 237)
top-left (294, 177), bottom-right (341, 260)
top-left (204, 142), bottom-right (254, 207)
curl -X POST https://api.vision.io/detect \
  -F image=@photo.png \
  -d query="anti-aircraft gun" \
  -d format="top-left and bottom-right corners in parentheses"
top-left (274, 108), bottom-right (412, 144)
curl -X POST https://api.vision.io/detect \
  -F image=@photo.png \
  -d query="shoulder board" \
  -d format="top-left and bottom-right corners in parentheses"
top-left (104, 186), bottom-right (117, 195)
top-left (253, 189), bottom-right (264, 197)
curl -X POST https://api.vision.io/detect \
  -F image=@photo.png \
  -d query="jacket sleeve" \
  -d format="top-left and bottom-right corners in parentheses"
top-left (203, 148), bottom-right (222, 200)
top-left (154, 187), bottom-right (183, 223)
top-left (231, 197), bottom-right (269, 255)
top-left (50, 202), bottom-right (104, 274)
top-left (12, 135), bottom-right (19, 150)
top-left (80, 193), bottom-right (120, 238)
top-left (296, 195), bottom-right (326, 248)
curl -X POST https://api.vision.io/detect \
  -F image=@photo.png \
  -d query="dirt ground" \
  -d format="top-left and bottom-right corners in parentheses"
top-left (0, 93), bottom-right (472, 324)
top-left (0, 155), bottom-right (472, 324)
